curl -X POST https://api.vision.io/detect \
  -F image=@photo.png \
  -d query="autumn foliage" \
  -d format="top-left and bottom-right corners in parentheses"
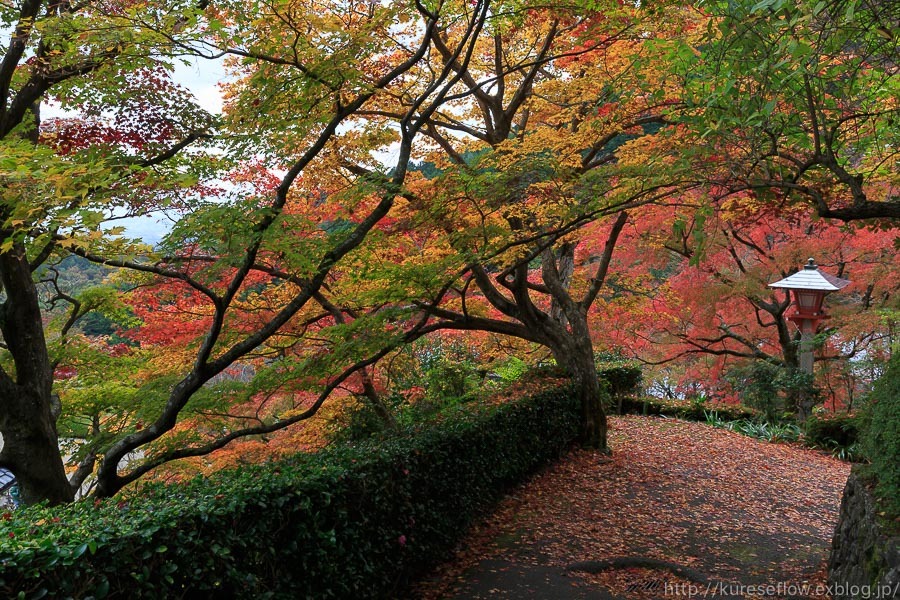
top-left (0, 0), bottom-right (897, 507)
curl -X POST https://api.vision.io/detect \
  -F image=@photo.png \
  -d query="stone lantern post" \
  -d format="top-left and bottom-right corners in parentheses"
top-left (769, 258), bottom-right (850, 375)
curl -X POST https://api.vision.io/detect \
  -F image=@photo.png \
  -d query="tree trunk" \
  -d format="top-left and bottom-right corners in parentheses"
top-left (570, 344), bottom-right (608, 452)
top-left (360, 367), bottom-right (397, 430)
top-left (550, 331), bottom-right (608, 452)
top-left (0, 388), bottom-right (75, 505)
top-left (0, 242), bottom-right (74, 505)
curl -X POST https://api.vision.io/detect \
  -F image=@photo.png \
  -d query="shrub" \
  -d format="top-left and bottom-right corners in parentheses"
top-left (0, 384), bottom-right (579, 599)
top-left (803, 412), bottom-right (862, 460)
top-left (596, 357), bottom-right (642, 400)
top-left (618, 396), bottom-right (758, 422)
top-left (725, 361), bottom-right (817, 422)
top-left (494, 356), bottom-right (529, 383)
top-left (861, 353), bottom-right (900, 518)
top-left (416, 340), bottom-right (482, 402)
top-left (424, 357), bottom-right (480, 401)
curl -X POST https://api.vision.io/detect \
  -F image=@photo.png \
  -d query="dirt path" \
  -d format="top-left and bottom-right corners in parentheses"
top-left (409, 415), bottom-right (851, 599)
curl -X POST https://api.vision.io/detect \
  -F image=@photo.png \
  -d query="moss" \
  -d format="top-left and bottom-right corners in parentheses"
top-left (861, 353), bottom-right (900, 519)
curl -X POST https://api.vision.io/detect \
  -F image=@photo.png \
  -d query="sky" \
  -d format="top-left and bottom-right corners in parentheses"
top-left (103, 57), bottom-right (228, 244)
top-left (172, 57), bottom-right (228, 115)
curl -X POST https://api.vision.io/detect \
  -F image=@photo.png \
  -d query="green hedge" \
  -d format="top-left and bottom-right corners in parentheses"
top-left (862, 353), bottom-right (900, 519)
top-left (0, 386), bottom-right (579, 599)
top-left (618, 396), bottom-right (758, 422)
top-left (804, 413), bottom-right (860, 448)
top-left (597, 362), bottom-right (642, 399)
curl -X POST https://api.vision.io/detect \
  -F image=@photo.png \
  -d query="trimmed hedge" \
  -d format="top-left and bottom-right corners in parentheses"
top-left (618, 396), bottom-right (759, 422)
top-left (804, 412), bottom-right (861, 460)
top-left (597, 362), bottom-right (642, 399)
top-left (0, 385), bottom-right (579, 599)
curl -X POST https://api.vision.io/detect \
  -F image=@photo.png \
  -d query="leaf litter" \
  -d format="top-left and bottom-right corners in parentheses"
top-left (409, 415), bottom-right (851, 599)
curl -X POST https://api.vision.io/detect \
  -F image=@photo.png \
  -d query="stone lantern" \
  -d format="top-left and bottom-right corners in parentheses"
top-left (769, 258), bottom-right (850, 375)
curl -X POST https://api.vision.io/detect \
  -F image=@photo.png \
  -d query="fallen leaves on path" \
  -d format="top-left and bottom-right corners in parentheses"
top-left (410, 416), bottom-right (851, 599)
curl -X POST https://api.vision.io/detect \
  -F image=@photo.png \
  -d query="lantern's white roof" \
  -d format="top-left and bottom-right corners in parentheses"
top-left (769, 259), bottom-right (851, 291)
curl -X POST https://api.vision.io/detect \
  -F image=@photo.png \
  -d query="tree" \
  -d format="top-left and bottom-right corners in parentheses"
top-left (0, 0), bottom-right (219, 504)
top-left (598, 196), bottom-right (898, 415)
top-left (581, 0), bottom-right (900, 411)
top-left (684, 0), bottom-right (899, 222)
top-left (1, 0), bottom-right (492, 504)
top-left (324, 3), bottom-right (704, 449)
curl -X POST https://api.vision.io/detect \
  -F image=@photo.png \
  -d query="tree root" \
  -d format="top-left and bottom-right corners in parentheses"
top-left (568, 556), bottom-right (710, 582)
top-left (567, 556), bottom-right (744, 599)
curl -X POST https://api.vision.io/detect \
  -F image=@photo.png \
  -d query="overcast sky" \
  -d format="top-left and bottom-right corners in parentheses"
top-left (90, 56), bottom-right (227, 244)
top-left (173, 56), bottom-right (228, 115)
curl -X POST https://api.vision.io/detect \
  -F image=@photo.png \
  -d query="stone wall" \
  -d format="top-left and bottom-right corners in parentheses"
top-left (829, 471), bottom-right (900, 600)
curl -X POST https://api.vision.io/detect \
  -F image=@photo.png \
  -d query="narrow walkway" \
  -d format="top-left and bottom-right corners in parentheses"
top-left (410, 416), bottom-right (851, 599)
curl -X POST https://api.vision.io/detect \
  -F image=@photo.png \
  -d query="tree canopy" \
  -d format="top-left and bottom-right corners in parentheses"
top-left (0, 0), bottom-right (897, 505)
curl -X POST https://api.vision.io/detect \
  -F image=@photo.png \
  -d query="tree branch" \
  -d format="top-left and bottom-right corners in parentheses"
top-left (580, 210), bottom-right (628, 311)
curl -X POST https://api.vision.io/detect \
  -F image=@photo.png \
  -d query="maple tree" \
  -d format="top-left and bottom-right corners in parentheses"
top-left (82, 0), bottom-right (538, 500)
top-left (591, 196), bottom-right (898, 416)
top-left (0, 0), bottom-right (218, 504)
top-left (337, 2), bottom-right (705, 450)
top-left (575, 0), bottom-right (900, 412)
top-left (1, 0), bottom-right (500, 504)
top-left (682, 0), bottom-right (899, 222)
top-left (119, 1), bottom-right (689, 460)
